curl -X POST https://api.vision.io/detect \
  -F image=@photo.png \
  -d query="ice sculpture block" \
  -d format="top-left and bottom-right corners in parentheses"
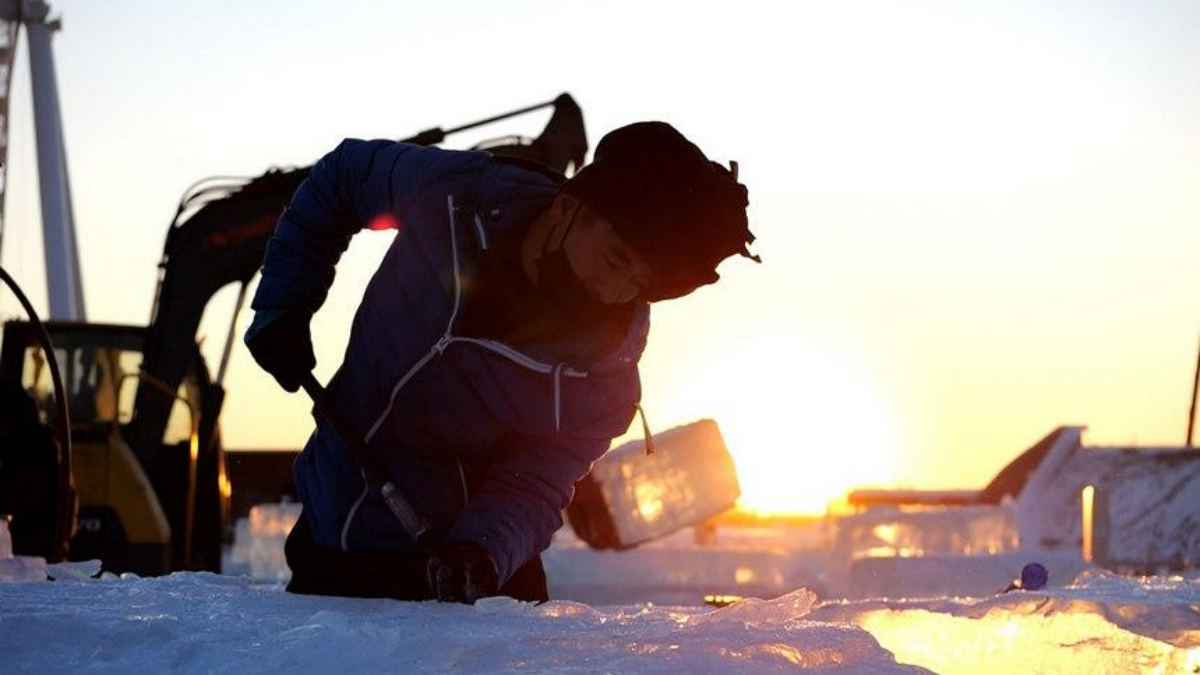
top-left (567, 419), bottom-right (741, 550)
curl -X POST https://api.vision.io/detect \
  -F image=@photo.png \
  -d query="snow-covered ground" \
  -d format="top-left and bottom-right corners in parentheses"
top-left (0, 565), bottom-right (1195, 673)
top-left (8, 514), bottom-right (1200, 673)
top-left (5, 427), bottom-right (1200, 672)
top-left (0, 571), bottom-right (912, 673)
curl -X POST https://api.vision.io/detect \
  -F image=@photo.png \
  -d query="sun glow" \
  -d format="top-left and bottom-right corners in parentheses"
top-left (664, 333), bottom-right (899, 516)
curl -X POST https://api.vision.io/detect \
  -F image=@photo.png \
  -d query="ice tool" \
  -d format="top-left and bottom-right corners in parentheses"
top-left (300, 373), bottom-right (433, 548)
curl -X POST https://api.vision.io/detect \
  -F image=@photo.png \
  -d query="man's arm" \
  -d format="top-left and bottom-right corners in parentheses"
top-left (250, 139), bottom-right (455, 314)
top-left (444, 405), bottom-right (637, 585)
top-left (244, 139), bottom-right (457, 389)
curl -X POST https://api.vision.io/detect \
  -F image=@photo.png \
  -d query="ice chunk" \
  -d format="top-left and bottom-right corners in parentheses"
top-left (692, 587), bottom-right (818, 626)
top-left (567, 419), bottom-right (740, 550)
top-left (832, 504), bottom-right (1020, 564)
top-left (546, 528), bottom-right (829, 605)
top-left (225, 502), bottom-right (302, 582)
top-left (0, 516), bottom-right (11, 558)
top-left (0, 555), bottom-right (46, 582)
top-left (46, 559), bottom-right (103, 581)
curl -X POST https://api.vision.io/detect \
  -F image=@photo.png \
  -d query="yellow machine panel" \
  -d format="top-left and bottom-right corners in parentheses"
top-left (72, 435), bottom-right (170, 545)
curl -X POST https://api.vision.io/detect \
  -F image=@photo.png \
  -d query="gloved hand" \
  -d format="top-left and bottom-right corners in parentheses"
top-left (243, 308), bottom-right (315, 393)
top-left (426, 542), bottom-right (499, 604)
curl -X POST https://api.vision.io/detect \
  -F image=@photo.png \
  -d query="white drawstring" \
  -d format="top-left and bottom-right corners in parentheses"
top-left (448, 336), bottom-right (587, 377)
top-left (340, 469), bottom-right (369, 551)
top-left (553, 363), bottom-right (565, 433)
top-left (360, 197), bottom-right (465, 443)
top-left (446, 196), bottom-right (464, 331)
top-left (472, 212), bottom-right (490, 250)
top-left (455, 459), bottom-right (469, 507)
top-left (636, 403), bottom-right (655, 454)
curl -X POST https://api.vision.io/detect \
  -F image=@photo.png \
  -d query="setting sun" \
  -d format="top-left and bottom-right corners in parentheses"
top-left (662, 332), bottom-right (900, 515)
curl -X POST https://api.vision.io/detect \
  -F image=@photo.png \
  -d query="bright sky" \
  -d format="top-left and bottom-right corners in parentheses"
top-left (2, 1), bottom-right (1198, 514)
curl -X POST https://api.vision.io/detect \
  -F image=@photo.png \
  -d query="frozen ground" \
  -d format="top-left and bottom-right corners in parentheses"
top-left (0, 566), bottom-right (1196, 673)
top-left (7, 433), bottom-right (1199, 673)
top-left (0, 573), bottom-right (912, 673)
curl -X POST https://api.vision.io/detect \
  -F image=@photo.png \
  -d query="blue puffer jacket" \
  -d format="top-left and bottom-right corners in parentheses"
top-left (248, 139), bottom-right (647, 584)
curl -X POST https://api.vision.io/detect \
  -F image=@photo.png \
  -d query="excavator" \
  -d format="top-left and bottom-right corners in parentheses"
top-left (0, 95), bottom-right (587, 575)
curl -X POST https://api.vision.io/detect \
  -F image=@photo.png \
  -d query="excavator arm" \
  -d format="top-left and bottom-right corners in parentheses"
top-left (126, 167), bottom-right (309, 465)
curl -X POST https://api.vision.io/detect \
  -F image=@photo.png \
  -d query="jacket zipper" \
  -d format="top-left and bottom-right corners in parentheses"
top-left (339, 194), bottom-right (587, 549)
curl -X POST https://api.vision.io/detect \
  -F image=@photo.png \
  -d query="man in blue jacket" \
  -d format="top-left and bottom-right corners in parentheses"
top-left (245, 121), bottom-right (756, 603)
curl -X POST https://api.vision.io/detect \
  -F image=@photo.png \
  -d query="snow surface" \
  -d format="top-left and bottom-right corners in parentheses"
top-left (9, 431), bottom-right (1197, 673)
top-left (4, 506), bottom-right (1198, 672)
top-left (1, 568), bottom-right (1196, 673)
top-left (811, 569), bottom-right (1200, 673)
top-left (0, 575), bottom-right (914, 673)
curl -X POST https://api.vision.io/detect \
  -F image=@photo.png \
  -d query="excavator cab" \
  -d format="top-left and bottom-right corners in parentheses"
top-left (0, 321), bottom-right (229, 575)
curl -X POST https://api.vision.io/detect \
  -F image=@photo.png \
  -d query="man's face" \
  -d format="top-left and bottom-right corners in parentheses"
top-left (556, 202), bottom-right (654, 304)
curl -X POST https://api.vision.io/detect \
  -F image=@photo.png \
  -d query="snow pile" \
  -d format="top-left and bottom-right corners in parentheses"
top-left (226, 502), bottom-right (301, 581)
top-left (0, 575), bottom-right (915, 673)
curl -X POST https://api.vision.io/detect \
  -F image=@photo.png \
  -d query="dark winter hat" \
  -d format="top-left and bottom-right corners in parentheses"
top-left (561, 122), bottom-right (758, 301)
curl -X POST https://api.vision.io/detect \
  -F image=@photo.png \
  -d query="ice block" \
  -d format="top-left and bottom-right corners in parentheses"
top-left (567, 419), bottom-right (740, 550)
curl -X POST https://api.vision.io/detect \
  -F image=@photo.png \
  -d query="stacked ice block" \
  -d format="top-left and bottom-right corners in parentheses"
top-left (0, 516), bottom-right (46, 582)
top-left (225, 502), bottom-right (302, 581)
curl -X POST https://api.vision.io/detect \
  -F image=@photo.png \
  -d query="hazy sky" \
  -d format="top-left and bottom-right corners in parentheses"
top-left (2, 1), bottom-right (1198, 513)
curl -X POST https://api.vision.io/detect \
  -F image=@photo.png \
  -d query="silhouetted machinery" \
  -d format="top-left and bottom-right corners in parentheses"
top-left (0, 96), bottom-right (588, 574)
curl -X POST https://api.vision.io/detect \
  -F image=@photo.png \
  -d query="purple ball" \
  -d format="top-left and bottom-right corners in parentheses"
top-left (1020, 562), bottom-right (1048, 590)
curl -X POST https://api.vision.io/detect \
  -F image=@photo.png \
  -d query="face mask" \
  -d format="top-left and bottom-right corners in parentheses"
top-left (535, 211), bottom-right (631, 322)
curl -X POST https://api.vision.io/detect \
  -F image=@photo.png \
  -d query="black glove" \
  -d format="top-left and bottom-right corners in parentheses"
top-left (243, 309), bottom-right (315, 393)
top-left (426, 543), bottom-right (499, 604)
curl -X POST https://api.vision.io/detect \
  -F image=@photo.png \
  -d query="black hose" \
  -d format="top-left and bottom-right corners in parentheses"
top-left (0, 265), bottom-right (73, 562)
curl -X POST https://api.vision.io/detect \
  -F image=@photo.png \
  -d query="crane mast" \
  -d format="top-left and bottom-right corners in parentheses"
top-left (0, 0), bottom-right (84, 320)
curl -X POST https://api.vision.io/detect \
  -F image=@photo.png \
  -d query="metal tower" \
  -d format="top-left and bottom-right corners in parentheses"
top-left (0, 0), bottom-right (85, 320)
